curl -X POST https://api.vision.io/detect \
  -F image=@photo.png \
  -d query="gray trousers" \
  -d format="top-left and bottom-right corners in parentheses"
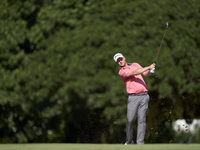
top-left (126, 93), bottom-right (149, 144)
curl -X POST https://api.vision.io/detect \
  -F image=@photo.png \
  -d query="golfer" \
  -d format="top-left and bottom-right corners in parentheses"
top-left (113, 53), bottom-right (155, 145)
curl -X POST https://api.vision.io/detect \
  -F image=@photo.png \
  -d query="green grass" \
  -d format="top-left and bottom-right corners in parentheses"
top-left (0, 144), bottom-right (200, 150)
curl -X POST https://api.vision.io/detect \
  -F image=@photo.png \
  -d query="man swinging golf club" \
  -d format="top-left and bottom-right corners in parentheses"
top-left (113, 53), bottom-right (155, 145)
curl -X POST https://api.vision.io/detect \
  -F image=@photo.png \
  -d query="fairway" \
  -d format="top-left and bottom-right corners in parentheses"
top-left (0, 144), bottom-right (200, 150)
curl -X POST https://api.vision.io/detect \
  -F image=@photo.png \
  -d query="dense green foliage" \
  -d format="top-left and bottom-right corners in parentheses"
top-left (0, 0), bottom-right (200, 143)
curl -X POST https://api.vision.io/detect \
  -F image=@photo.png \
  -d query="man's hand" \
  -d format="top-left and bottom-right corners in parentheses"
top-left (149, 63), bottom-right (156, 74)
top-left (149, 63), bottom-right (156, 70)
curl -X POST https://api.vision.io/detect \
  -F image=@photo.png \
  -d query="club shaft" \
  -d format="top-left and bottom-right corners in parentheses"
top-left (154, 26), bottom-right (168, 63)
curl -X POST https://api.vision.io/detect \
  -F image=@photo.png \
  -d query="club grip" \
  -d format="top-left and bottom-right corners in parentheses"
top-left (150, 68), bottom-right (155, 74)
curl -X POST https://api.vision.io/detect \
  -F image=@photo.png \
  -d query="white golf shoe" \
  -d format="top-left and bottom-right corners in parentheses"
top-left (125, 140), bottom-right (134, 145)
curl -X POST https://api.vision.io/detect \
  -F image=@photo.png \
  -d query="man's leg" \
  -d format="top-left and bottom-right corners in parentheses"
top-left (126, 95), bottom-right (139, 144)
top-left (137, 94), bottom-right (149, 144)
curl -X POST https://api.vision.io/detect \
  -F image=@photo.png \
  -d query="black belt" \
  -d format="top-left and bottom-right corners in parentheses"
top-left (129, 92), bottom-right (148, 96)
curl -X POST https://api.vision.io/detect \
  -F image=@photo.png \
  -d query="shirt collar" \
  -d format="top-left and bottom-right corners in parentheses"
top-left (121, 63), bottom-right (131, 69)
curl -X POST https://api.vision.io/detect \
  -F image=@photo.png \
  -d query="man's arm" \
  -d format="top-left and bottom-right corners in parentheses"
top-left (129, 63), bottom-right (155, 76)
top-left (142, 70), bottom-right (151, 76)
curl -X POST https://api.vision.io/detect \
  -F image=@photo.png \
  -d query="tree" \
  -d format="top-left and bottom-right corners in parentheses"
top-left (0, 0), bottom-right (200, 143)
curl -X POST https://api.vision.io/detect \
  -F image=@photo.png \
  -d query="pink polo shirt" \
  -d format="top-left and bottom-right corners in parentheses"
top-left (119, 63), bottom-right (148, 94)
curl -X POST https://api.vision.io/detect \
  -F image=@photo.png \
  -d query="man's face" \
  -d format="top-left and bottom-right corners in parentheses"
top-left (116, 57), bottom-right (126, 67)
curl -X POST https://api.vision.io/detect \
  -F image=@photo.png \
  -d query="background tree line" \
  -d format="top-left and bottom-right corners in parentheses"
top-left (0, 0), bottom-right (200, 143)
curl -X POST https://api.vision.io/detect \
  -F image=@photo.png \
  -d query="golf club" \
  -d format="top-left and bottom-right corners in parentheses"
top-left (150, 22), bottom-right (169, 74)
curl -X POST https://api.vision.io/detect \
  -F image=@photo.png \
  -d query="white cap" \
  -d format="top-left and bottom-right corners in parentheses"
top-left (113, 53), bottom-right (124, 62)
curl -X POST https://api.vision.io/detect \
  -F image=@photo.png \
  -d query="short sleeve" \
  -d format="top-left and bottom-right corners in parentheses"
top-left (119, 68), bottom-right (131, 78)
